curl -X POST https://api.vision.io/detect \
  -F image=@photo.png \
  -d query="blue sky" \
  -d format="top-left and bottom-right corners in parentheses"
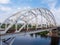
top-left (0, 0), bottom-right (60, 25)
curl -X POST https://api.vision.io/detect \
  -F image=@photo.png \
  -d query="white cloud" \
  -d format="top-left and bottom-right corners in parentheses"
top-left (46, 0), bottom-right (60, 25)
top-left (42, 0), bottom-right (60, 25)
top-left (0, 0), bottom-right (10, 4)
top-left (51, 7), bottom-right (60, 25)
top-left (13, 6), bottom-right (32, 14)
top-left (0, 6), bottom-right (12, 12)
top-left (0, 6), bottom-right (32, 23)
top-left (17, 6), bottom-right (31, 10)
top-left (23, 6), bottom-right (31, 9)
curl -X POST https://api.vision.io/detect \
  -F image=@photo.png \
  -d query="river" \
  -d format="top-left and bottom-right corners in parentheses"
top-left (0, 32), bottom-right (60, 45)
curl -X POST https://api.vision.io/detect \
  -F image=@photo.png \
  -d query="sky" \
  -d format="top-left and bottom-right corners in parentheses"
top-left (0, 0), bottom-right (60, 25)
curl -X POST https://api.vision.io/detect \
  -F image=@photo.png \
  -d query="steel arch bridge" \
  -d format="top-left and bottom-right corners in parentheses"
top-left (0, 8), bottom-right (56, 34)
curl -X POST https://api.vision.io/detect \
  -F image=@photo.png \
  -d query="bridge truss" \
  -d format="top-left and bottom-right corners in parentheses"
top-left (0, 8), bottom-right (56, 34)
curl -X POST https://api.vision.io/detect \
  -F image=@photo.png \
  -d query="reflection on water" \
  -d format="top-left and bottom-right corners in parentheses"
top-left (12, 33), bottom-right (60, 45)
top-left (51, 37), bottom-right (59, 45)
top-left (30, 34), bottom-right (60, 45)
top-left (0, 33), bottom-right (60, 45)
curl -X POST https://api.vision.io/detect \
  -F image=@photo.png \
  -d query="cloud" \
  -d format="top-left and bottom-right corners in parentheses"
top-left (0, 6), bottom-right (12, 12)
top-left (0, 6), bottom-right (32, 22)
top-left (51, 7), bottom-right (60, 25)
top-left (46, 0), bottom-right (60, 25)
top-left (42, 0), bottom-right (60, 25)
top-left (48, 0), bottom-right (60, 25)
top-left (13, 6), bottom-right (31, 14)
top-left (0, 7), bottom-right (12, 23)
top-left (17, 6), bottom-right (31, 10)
top-left (0, 0), bottom-right (10, 4)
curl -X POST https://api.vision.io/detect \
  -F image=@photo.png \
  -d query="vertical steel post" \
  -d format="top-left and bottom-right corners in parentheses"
top-left (35, 16), bottom-right (38, 30)
top-left (5, 23), bottom-right (7, 30)
top-left (15, 21), bottom-right (17, 32)
top-left (27, 23), bottom-right (28, 31)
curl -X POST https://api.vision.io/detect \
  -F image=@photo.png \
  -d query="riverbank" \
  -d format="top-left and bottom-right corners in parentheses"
top-left (36, 31), bottom-right (60, 38)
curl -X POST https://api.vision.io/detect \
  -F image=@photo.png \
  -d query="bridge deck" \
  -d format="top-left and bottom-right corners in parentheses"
top-left (0, 29), bottom-right (51, 39)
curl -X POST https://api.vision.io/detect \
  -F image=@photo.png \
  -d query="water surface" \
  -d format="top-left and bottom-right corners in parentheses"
top-left (1, 33), bottom-right (60, 45)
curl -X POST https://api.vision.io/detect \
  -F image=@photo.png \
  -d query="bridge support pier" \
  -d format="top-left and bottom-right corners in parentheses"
top-left (51, 37), bottom-right (59, 45)
top-left (48, 30), bottom-right (58, 37)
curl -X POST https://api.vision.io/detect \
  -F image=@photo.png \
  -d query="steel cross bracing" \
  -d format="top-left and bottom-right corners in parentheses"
top-left (0, 8), bottom-right (56, 34)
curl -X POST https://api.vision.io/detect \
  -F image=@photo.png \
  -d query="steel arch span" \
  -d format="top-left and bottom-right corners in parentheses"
top-left (0, 8), bottom-right (56, 34)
